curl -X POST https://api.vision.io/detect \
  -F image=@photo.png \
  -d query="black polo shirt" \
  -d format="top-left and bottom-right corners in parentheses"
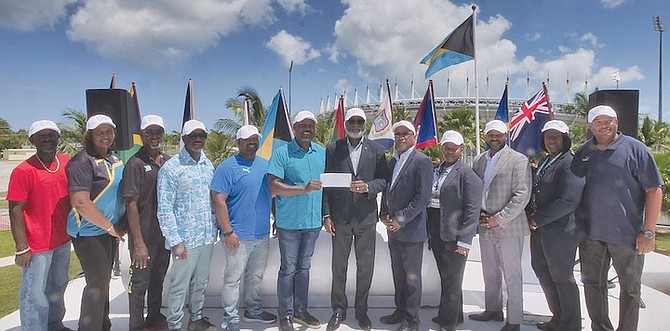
top-left (122, 147), bottom-right (171, 247)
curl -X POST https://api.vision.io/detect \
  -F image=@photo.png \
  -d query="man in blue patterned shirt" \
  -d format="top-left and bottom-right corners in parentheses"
top-left (157, 120), bottom-right (218, 331)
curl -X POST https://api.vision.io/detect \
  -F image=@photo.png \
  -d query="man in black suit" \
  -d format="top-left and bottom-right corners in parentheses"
top-left (323, 108), bottom-right (389, 331)
top-left (379, 120), bottom-right (433, 331)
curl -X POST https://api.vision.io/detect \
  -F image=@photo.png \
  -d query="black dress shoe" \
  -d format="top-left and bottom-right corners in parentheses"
top-left (536, 320), bottom-right (557, 330)
top-left (395, 322), bottom-right (420, 331)
top-left (380, 310), bottom-right (405, 324)
top-left (468, 310), bottom-right (504, 322)
top-left (279, 316), bottom-right (294, 331)
top-left (500, 322), bottom-right (520, 331)
top-left (326, 312), bottom-right (345, 331)
top-left (293, 311), bottom-right (320, 329)
top-left (431, 316), bottom-right (440, 324)
top-left (357, 314), bottom-right (372, 331)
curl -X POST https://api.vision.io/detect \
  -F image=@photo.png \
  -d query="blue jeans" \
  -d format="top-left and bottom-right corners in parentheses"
top-left (277, 228), bottom-right (320, 317)
top-left (221, 237), bottom-right (270, 328)
top-left (166, 243), bottom-right (214, 330)
top-left (20, 242), bottom-right (71, 331)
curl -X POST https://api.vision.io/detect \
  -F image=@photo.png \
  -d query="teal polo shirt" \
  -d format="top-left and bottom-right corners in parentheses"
top-left (268, 139), bottom-right (325, 230)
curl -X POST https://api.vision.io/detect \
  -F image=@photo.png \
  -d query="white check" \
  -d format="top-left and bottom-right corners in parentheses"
top-left (320, 173), bottom-right (352, 188)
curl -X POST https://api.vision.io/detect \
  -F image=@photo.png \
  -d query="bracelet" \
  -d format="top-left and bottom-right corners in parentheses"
top-left (15, 247), bottom-right (31, 256)
top-left (223, 230), bottom-right (234, 237)
top-left (106, 225), bottom-right (114, 233)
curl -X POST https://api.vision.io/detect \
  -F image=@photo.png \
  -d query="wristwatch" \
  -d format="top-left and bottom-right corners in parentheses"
top-left (641, 230), bottom-right (656, 239)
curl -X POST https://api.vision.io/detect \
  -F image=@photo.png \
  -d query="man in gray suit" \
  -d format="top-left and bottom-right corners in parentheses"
top-left (469, 120), bottom-right (531, 331)
top-left (323, 108), bottom-right (389, 331)
top-left (379, 120), bottom-right (433, 331)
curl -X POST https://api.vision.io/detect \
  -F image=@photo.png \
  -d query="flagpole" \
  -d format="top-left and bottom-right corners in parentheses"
top-left (472, 5), bottom-right (480, 154)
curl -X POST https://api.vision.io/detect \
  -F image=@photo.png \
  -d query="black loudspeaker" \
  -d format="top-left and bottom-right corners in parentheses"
top-left (588, 89), bottom-right (639, 138)
top-left (86, 89), bottom-right (139, 150)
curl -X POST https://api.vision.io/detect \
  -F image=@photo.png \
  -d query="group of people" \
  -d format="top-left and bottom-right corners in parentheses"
top-left (7, 103), bottom-right (663, 331)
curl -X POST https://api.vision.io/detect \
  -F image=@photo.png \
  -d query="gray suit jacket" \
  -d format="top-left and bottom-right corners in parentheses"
top-left (436, 160), bottom-right (483, 246)
top-left (322, 138), bottom-right (388, 225)
top-left (381, 148), bottom-right (433, 242)
top-left (473, 145), bottom-right (531, 238)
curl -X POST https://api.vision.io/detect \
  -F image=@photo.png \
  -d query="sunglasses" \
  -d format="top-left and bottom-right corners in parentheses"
top-left (186, 133), bottom-right (208, 139)
top-left (347, 119), bottom-right (365, 125)
top-left (143, 129), bottom-right (165, 136)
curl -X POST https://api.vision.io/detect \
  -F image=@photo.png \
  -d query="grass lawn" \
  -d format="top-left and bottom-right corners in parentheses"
top-left (0, 253), bottom-right (82, 318)
top-left (655, 232), bottom-right (670, 256)
top-left (0, 231), bottom-right (15, 258)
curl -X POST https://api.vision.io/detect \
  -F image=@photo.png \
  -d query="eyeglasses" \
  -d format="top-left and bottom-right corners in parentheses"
top-left (186, 133), bottom-right (208, 139)
top-left (394, 131), bottom-right (414, 138)
top-left (143, 129), bottom-right (165, 136)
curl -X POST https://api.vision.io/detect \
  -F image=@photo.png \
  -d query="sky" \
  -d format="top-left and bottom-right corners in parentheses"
top-left (0, 0), bottom-right (668, 132)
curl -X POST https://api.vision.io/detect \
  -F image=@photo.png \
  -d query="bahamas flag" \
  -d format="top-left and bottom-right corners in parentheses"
top-left (258, 88), bottom-right (294, 160)
top-left (421, 14), bottom-right (474, 79)
top-left (494, 83), bottom-right (509, 124)
top-left (331, 95), bottom-right (345, 142)
top-left (413, 80), bottom-right (438, 149)
top-left (180, 79), bottom-right (195, 151)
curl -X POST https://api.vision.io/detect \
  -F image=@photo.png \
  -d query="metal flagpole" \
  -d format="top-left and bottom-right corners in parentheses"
top-left (472, 5), bottom-right (480, 153)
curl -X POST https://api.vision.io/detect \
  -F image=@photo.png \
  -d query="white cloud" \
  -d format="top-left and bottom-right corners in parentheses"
top-left (0, 0), bottom-right (77, 31)
top-left (325, 43), bottom-right (342, 63)
top-left (66, 0), bottom-right (275, 70)
top-left (265, 30), bottom-right (320, 66)
top-left (579, 32), bottom-right (602, 48)
top-left (600, 0), bottom-right (628, 9)
top-left (527, 32), bottom-right (541, 41)
top-left (276, 0), bottom-right (309, 15)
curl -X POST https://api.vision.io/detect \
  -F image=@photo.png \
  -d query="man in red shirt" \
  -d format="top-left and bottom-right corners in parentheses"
top-left (7, 120), bottom-right (73, 331)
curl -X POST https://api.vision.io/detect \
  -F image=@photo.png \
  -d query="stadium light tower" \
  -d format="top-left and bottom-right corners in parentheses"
top-left (653, 16), bottom-right (665, 122)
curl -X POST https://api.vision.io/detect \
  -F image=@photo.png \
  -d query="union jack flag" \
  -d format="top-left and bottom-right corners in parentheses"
top-left (509, 84), bottom-right (552, 156)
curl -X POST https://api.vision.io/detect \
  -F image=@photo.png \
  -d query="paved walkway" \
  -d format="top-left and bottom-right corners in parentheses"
top-left (1, 226), bottom-right (669, 330)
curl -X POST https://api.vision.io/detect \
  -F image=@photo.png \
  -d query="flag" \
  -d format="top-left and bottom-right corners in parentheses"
top-left (494, 83), bottom-right (509, 123)
top-left (258, 88), bottom-right (294, 160)
top-left (420, 14), bottom-right (474, 79)
top-left (509, 84), bottom-right (553, 156)
top-left (331, 95), bottom-right (345, 142)
top-left (367, 80), bottom-right (394, 149)
top-left (180, 79), bottom-right (195, 151)
top-left (413, 80), bottom-right (438, 149)
top-left (128, 82), bottom-right (143, 147)
top-left (110, 73), bottom-right (116, 89)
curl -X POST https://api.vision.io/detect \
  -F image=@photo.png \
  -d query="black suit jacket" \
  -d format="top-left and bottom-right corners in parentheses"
top-left (381, 148), bottom-right (433, 242)
top-left (529, 152), bottom-right (585, 237)
top-left (436, 160), bottom-right (483, 245)
top-left (323, 138), bottom-right (388, 225)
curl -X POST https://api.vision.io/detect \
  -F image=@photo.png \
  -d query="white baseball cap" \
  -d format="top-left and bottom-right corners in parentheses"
top-left (484, 120), bottom-right (508, 134)
top-left (293, 110), bottom-right (317, 124)
top-left (28, 120), bottom-right (60, 137)
top-left (140, 115), bottom-right (165, 130)
top-left (587, 105), bottom-right (618, 123)
top-left (236, 125), bottom-right (262, 139)
top-left (439, 130), bottom-right (464, 145)
top-left (86, 114), bottom-right (116, 131)
top-left (391, 120), bottom-right (416, 135)
top-left (541, 120), bottom-right (569, 133)
top-left (345, 108), bottom-right (366, 122)
top-left (182, 119), bottom-right (207, 135)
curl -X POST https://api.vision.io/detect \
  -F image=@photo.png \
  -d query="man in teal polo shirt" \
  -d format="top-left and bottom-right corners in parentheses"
top-left (268, 110), bottom-right (326, 331)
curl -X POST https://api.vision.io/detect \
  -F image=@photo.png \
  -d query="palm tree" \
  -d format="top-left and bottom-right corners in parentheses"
top-left (214, 87), bottom-right (266, 135)
top-left (562, 92), bottom-right (589, 119)
top-left (205, 131), bottom-right (237, 167)
top-left (58, 108), bottom-right (87, 155)
top-left (638, 117), bottom-right (670, 153)
top-left (653, 153), bottom-right (670, 216)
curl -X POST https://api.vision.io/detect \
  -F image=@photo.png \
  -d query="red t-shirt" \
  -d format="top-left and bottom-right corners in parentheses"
top-left (6, 154), bottom-right (72, 253)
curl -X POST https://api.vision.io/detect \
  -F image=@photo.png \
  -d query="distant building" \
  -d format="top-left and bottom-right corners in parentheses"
top-left (3, 148), bottom-right (36, 161)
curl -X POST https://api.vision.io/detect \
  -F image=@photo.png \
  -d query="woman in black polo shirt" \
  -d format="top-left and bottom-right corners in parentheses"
top-left (65, 114), bottom-right (125, 331)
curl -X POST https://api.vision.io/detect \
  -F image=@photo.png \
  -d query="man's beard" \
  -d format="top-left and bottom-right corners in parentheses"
top-left (346, 128), bottom-right (364, 139)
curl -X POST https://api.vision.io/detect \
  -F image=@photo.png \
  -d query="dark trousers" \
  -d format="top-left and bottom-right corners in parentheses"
top-left (530, 229), bottom-right (581, 331)
top-left (427, 208), bottom-right (466, 330)
top-left (330, 221), bottom-right (376, 318)
top-left (580, 239), bottom-right (644, 331)
top-left (128, 242), bottom-right (170, 330)
top-left (72, 234), bottom-right (117, 331)
top-left (388, 239), bottom-right (424, 328)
